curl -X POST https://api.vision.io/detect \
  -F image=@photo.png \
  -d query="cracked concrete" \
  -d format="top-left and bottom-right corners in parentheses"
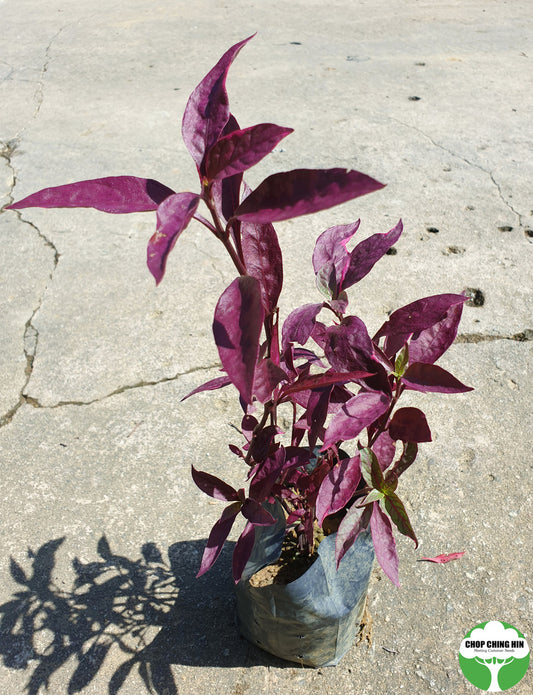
top-left (0, 1), bottom-right (532, 694)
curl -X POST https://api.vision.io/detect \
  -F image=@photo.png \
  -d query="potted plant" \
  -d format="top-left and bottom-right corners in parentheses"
top-left (7, 35), bottom-right (472, 667)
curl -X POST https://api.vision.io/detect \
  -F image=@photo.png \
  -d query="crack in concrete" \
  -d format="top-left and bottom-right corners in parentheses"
top-left (456, 330), bottom-right (533, 344)
top-left (390, 117), bottom-right (524, 227)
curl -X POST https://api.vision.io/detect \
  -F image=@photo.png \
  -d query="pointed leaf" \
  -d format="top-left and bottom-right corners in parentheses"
top-left (182, 35), bottom-right (254, 170)
top-left (232, 522), bottom-right (256, 583)
top-left (373, 431), bottom-right (397, 471)
top-left (241, 221), bottom-right (283, 313)
top-left (312, 220), bottom-right (360, 274)
top-left (8, 176), bottom-right (175, 213)
top-left (342, 220), bottom-right (403, 290)
top-left (253, 358), bottom-right (287, 403)
top-left (371, 503), bottom-right (400, 586)
top-left (360, 447), bottom-right (385, 491)
top-left (389, 441), bottom-right (418, 478)
top-left (419, 551), bottom-right (465, 563)
top-left (206, 123), bottom-right (293, 180)
top-left (181, 375), bottom-right (232, 401)
top-left (335, 503), bottom-right (372, 568)
top-left (197, 503), bottom-right (241, 577)
top-left (316, 455), bottom-right (361, 525)
top-left (409, 301), bottom-right (464, 364)
top-left (324, 316), bottom-right (374, 373)
top-left (9, 557), bottom-right (28, 585)
top-left (147, 192), bottom-right (200, 284)
top-left (281, 303), bottom-right (323, 352)
top-left (241, 498), bottom-right (276, 526)
top-left (402, 363), bottom-right (473, 393)
top-left (388, 407), bottom-right (432, 443)
top-left (213, 276), bottom-right (264, 403)
top-left (322, 391), bottom-right (390, 448)
top-left (279, 369), bottom-right (374, 399)
top-left (234, 168), bottom-right (385, 223)
top-left (249, 448), bottom-right (286, 501)
top-left (384, 492), bottom-right (418, 547)
top-left (191, 466), bottom-right (239, 501)
top-left (375, 294), bottom-right (468, 340)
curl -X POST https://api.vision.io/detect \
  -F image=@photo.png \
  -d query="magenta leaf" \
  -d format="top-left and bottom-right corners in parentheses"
top-left (8, 176), bottom-right (175, 213)
top-left (388, 407), bottom-right (432, 443)
top-left (281, 303), bottom-right (323, 352)
top-left (147, 192), bottom-right (200, 284)
top-left (409, 302), bottom-right (464, 364)
top-left (181, 374), bottom-right (232, 402)
top-left (241, 498), bottom-right (276, 526)
top-left (312, 220), bottom-right (361, 294)
top-left (384, 492), bottom-right (418, 547)
top-left (191, 466), bottom-right (239, 502)
top-left (335, 503), bottom-right (372, 568)
top-left (373, 431), bottom-right (397, 471)
top-left (419, 551), bottom-right (465, 563)
top-left (253, 358), bottom-right (287, 403)
top-left (182, 35), bottom-right (254, 171)
top-left (249, 448), bottom-right (286, 502)
top-left (279, 369), bottom-right (373, 399)
top-left (205, 123), bottom-right (293, 181)
top-left (197, 502), bottom-right (241, 577)
top-left (375, 294), bottom-right (467, 340)
top-left (341, 220), bottom-right (403, 290)
top-left (322, 392), bottom-right (390, 448)
top-left (241, 221), bottom-right (283, 313)
top-left (233, 168), bottom-right (385, 224)
top-left (316, 455), bottom-right (361, 525)
top-left (324, 316), bottom-right (374, 373)
top-left (213, 276), bottom-right (264, 404)
top-left (232, 522), bottom-right (256, 583)
top-left (370, 503), bottom-right (400, 586)
top-left (402, 363), bottom-right (473, 393)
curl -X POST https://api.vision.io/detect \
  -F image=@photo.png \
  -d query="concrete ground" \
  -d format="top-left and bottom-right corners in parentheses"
top-left (1, 1), bottom-right (531, 693)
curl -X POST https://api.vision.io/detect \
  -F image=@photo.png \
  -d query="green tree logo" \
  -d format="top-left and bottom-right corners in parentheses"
top-left (459, 621), bottom-right (530, 691)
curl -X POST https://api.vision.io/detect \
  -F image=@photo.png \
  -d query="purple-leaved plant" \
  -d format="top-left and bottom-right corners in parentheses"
top-left (8, 35), bottom-right (472, 587)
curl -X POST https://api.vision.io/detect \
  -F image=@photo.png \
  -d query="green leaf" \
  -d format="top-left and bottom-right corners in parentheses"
top-left (362, 489), bottom-right (385, 504)
top-left (382, 475), bottom-right (398, 494)
top-left (383, 492), bottom-right (418, 547)
top-left (360, 447), bottom-right (385, 491)
top-left (394, 343), bottom-right (409, 377)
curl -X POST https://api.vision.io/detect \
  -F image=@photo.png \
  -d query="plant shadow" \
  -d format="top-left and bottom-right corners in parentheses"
top-left (0, 535), bottom-right (284, 695)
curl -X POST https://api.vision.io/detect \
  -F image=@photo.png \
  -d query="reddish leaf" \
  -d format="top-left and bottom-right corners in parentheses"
top-left (278, 369), bottom-right (373, 399)
top-left (197, 502), bottom-right (241, 577)
top-left (409, 302), bottom-right (464, 364)
top-left (234, 168), bottom-right (385, 224)
top-left (253, 358), bottom-right (287, 403)
top-left (8, 176), bottom-right (175, 213)
top-left (370, 503), bottom-right (400, 586)
top-left (147, 192), bottom-right (200, 284)
top-left (322, 391), bottom-right (390, 448)
top-left (241, 221), bottom-right (283, 313)
top-left (281, 303), bottom-right (323, 352)
top-left (388, 441), bottom-right (418, 478)
top-left (241, 498), bottom-right (276, 526)
top-left (388, 407), bottom-right (432, 443)
top-left (182, 35), bottom-right (254, 171)
top-left (373, 431), bottom-right (397, 471)
top-left (324, 316), bottom-right (374, 373)
top-left (341, 220), bottom-right (403, 290)
top-left (419, 552), bottom-right (465, 563)
top-left (335, 503), bottom-right (372, 568)
top-left (249, 448), bottom-right (286, 502)
top-left (316, 455), bottom-right (361, 525)
top-left (312, 220), bottom-right (361, 294)
top-left (191, 466), bottom-right (239, 502)
top-left (384, 492), bottom-right (418, 547)
top-left (374, 294), bottom-right (468, 340)
top-left (402, 362), bottom-right (473, 394)
top-left (232, 522), bottom-right (256, 583)
top-left (213, 276), bottom-right (264, 403)
top-left (181, 375), bottom-right (232, 401)
top-left (205, 123), bottom-right (293, 181)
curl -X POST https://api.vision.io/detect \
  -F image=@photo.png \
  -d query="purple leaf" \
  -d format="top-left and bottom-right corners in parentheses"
top-left (241, 498), bottom-right (276, 526)
top-left (312, 220), bottom-right (361, 293)
top-left (316, 455), bottom-right (361, 525)
top-left (213, 276), bottom-right (264, 404)
top-left (419, 551), bottom-right (465, 563)
top-left (233, 168), bottom-right (385, 224)
top-left (278, 369), bottom-right (373, 399)
top-left (402, 363), bottom-right (473, 394)
top-left (322, 391), bottom-right (390, 448)
top-left (182, 35), bottom-right (254, 171)
top-left (374, 294), bottom-right (468, 340)
top-left (8, 176), bottom-right (175, 213)
top-left (232, 522), bottom-right (256, 583)
top-left (253, 358), bottom-right (287, 403)
top-left (249, 448), bottom-right (286, 501)
top-left (324, 316), bottom-right (374, 373)
top-left (341, 220), bottom-right (403, 291)
top-left (373, 431), bottom-right (396, 471)
top-left (205, 123), bottom-right (293, 181)
top-left (388, 407), bottom-right (432, 443)
top-left (241, 221), bottom-right (283, 313)
top-left (388, 441), bottom-right (418, 479)
top-left (408, 302), bottom-right (464, 364)
top-left (335, 503), bottom-right (372, 568)
top-left (147, 192), bottom-right (200, 284)
top-left (370, 503), bottom-right (400, 586)
top-left (181, 374), bottom-right (232, 401)
top-left (211, 114), bottom-right (243, 223)
top-left (281, 303), bottom-right (323, 352)
top-left (191, 466), bottom-right (239, 502)
top-left (197, 502), bottom-right (241, 577)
